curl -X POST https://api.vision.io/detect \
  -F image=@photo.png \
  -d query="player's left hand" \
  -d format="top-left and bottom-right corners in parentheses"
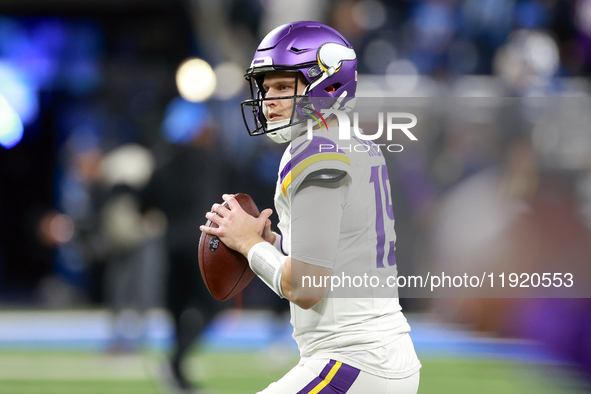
top-left (201, 194), bottom-right (273, 257)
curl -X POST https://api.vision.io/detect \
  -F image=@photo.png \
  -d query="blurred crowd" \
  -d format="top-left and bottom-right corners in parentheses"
top-left (1, 0), bottom-right (591, 386)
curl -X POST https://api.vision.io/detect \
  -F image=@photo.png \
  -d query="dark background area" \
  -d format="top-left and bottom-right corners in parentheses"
top-left (0, 0), bottom-right (590, 308)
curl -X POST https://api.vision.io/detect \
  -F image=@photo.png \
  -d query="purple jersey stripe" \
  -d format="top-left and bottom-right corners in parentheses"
top-left (319, 359), bottom-right (338, 379)
top-left (297, 377), bottom-right (325, 394)
top-left (296, 360), bottom-right (336, 394)
top-left (296, 360), bottom-right (360, 394)
top-left (280, 235), bottom-right (287, 256)
top-left (280, 137), bottom-right (346, 184)
top-left (320, 362), bottom-right (360, 393)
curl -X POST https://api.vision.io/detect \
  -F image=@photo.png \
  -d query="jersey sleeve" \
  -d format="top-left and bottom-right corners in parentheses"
top-left (290, 176), bottom-right (350, 269)
top-left (279, 135), bottom-right (352, 200)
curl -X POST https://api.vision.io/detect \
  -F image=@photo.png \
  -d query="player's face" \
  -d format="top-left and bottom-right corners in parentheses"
top-left (261, 72), bottom-right (306, 123)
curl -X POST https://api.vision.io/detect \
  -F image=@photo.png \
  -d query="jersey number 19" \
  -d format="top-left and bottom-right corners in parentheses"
top-left (370, 165), bottom-right (397, 268)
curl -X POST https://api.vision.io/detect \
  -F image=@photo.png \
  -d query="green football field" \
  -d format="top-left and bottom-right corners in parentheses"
top-left (0, 351), bottom-right (587, 394)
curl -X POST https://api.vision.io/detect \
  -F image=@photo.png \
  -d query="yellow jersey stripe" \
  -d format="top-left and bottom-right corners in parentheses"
top-left (308, 361), bottom-right (342, 394)
top-left (281, 153), bottom-right (350, 196)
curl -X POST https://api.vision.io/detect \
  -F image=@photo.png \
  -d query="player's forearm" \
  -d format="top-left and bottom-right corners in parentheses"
top-left (280, 257), bottom-right (293, 299)
top-left (281, 258), bottom-right (326, 310)
top-left (238, 234), bottom-right (266, 257)
top-left (247, 242), bottom-right (327, 309)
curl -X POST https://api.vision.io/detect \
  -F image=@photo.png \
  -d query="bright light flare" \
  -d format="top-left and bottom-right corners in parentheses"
top-left (0, 62), bottom-right (39, 125)
top-left (38, 212), bottom-right (75, 245)
top-left (386, 60), bottom-right (419, 95)
top-left (176, 58), bottom-right (217, 102)
top-left (213, 62), bottom-right (244, 100)
top-left (0, 93), bottom-right (24, 149)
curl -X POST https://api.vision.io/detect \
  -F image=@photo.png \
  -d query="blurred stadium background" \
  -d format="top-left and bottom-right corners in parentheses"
top-left (1, 0), bottom-right (591, 393)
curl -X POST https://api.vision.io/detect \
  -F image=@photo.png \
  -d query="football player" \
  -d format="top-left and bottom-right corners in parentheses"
top-left (201, 21), bottom-right (421, 393)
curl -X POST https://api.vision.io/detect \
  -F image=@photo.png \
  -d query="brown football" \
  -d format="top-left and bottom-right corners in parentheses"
top-left (198, 193), bottom-right (258, 301)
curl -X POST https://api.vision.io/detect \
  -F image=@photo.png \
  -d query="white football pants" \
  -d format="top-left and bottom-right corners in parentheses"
top-left (257, 357), bottom-right (420, 394)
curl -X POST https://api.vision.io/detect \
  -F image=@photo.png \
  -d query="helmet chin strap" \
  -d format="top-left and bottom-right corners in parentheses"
top-left (264, 90), bottom-right (352, 144)
top-left (266, 118), bottom-right (306, 144)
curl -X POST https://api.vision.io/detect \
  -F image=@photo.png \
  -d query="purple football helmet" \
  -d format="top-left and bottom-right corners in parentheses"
top-left (241, 21), bottom-right (357, 143)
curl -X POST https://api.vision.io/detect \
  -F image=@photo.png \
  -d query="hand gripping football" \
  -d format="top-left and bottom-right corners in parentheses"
top-left (198, 193), bottom-right (258, 301)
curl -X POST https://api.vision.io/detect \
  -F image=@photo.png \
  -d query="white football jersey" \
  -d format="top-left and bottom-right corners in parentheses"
top-left (274, 128), bottom-right (420, 378)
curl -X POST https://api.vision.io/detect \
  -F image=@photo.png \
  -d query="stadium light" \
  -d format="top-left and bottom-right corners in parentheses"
top-left (213, 62), bottom-right (244, 100)
top-left (0, 62), bottom-right (39, 126)
top-left (0, 93), bottom-right (24, 149)
top-left (176, 58), bottom-right (216, 102)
